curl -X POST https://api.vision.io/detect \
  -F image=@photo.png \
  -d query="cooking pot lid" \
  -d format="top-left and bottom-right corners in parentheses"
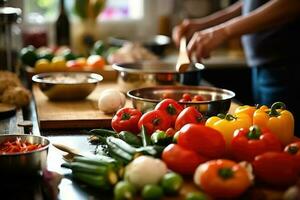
top-left (112, 61), bottom-right (205, 74)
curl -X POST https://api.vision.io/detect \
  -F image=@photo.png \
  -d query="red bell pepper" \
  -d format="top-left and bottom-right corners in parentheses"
top-left (155, 98), bottom-right (183, 126)
top-left (111, 107), bottom-right (142, 134)
top-left (138, 110), bottom-right (172, 135)
top-left (252, 152), bottom-right (298, 186)
top-left (284, 141), bottom-right (300, 173)
top-left (162, 144), bottom-right (207, 175)
top-left (177, 124), bottom-right (226, 159)
top-left (174, 106), bottom-right (204, 131)
top-left (231, 125), bottom-right (282, 162)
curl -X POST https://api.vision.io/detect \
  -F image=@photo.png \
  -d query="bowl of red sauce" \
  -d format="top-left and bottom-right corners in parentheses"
top-left (0, 134), bottom-right (50, 176)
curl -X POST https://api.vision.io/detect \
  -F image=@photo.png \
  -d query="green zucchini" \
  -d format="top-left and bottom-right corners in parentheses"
top-left (73, 156), bottom-right (123, 176)
top-left (72, 172), bottom-right (112, 189)
top-left (73, 155), bottom-right (117, 166)
top-left (61, 162), bottom-right (110, 175)
top-left (136, 145), bottom-right (165, 157)
top-left (141, 125), bottom-right (151, 147)
top-left (136, 146), bottom-right (157, 156)
top-left (106, 137), bottom-right (133, 164)
top-left (106, 136), bottom-right (136, 155)
top-left (118, 131), bottom-right (142, 147)
top-left (108, 148), bottom-right (132, 165)
top-left (62, 162), bottom-right (118, 185)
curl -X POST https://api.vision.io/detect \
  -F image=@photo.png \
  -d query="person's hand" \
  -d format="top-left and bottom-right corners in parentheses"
top-left (172, 19), bottom-right (209, 47)
top-left (187, 25), bottom-right (229, 62)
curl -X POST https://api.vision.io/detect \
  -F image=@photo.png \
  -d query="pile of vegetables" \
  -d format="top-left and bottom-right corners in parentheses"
top-left (20, 40), bottom-right (118, 73)
top-left (60, 100), bottom-right (300, 199)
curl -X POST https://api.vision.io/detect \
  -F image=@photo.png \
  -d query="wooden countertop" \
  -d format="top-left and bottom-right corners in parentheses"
top-left (33, 81), bottom-right (239, 130)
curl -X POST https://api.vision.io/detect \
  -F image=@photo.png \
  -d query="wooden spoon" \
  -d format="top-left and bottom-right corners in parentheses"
top-left (52, 143), bottom-right (95, 159)
top-left (176, 37), bottom-right (190, 73)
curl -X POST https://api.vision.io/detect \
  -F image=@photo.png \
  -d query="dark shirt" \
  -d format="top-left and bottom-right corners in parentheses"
top-left (242, 0), bottom-right (300, 67)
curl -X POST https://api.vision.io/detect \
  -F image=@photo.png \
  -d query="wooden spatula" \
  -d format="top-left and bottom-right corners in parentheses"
top-left (176, 37), bottom-right (190, 73)
top-left (52, 143), bottom-right (95, 158)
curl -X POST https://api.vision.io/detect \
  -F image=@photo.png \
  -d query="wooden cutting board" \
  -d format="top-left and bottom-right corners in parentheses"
top-left (33, 82), bottom-right (131, 129)
top-left (33, 80), bottom-right (239, 130)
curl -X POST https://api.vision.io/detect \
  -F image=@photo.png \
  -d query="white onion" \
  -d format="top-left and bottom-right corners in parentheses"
top-left (98, 89), bottom-right (126, 114)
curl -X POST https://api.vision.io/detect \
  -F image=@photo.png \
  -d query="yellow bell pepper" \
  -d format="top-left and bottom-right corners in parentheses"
top-left (205, 113), bottom-right (252, 147)
top-left (234, 105), bottom-right (256, 123)
top-left (253, 102), bottom-right (294, 145)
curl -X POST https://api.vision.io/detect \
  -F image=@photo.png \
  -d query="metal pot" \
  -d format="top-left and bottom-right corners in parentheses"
top-left (112, 61), bottom-right (204, 92)
top-left (0, 134), bottom-right (50, 176)
top-left (127, 85), bottom-right (235, 116)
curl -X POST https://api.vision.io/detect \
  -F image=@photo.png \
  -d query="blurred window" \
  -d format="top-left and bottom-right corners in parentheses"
top-left (24, 0), bottom-right (143, 22)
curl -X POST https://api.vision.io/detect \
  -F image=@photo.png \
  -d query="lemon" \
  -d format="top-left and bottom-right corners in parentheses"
top-left (51, 56), bottom-right (67, 72)
top-left (34, 59), bottom-right (51, 73)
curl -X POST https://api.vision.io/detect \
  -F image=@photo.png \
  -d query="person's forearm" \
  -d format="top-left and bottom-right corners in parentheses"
top-left (190, 1), bottom-right (242, 29)
top-left (224, 0), bottom-right (300, 38)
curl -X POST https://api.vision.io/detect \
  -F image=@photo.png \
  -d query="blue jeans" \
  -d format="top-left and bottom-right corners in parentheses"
top-left (252, 65), bottom-right (299, 136)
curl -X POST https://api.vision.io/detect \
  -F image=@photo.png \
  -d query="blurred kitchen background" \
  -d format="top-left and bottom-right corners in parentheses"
top-left (2, 0), bottom-right (252, 104)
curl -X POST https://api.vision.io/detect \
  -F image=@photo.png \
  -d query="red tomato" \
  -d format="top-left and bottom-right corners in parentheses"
top-left (182, 93), bottom-right (192, 101)
top-left (177, 124), bottom-right (226, 159)
top-left (87, 55), bottom-right (105, 69)
top-left (192, 95), bottom-right (205, 102)
top-left (175, 106), bottom-right (204, 131)
top-left (155, 99), bottom-right (183, 126)
top-left (111, 108), bottom-right (142, 134)
top-left (162, 93), bottom-right (171, 99)
top-left (66, 60), bottom-right (83, 71)
top-left (165, 128), bottom-right (176, 137)
top-left (162, 144), bottom-right (207, 175)
top-left (252, 152), bottom-right (298, 186)
top-left (284, 142), bottom-right (300, 173)
top-left (138, 110), bottom-right (171, 135)
top-left (231, 126), bottom-right (282, 162)
top-left (194, 159), bottom-right (251, 198)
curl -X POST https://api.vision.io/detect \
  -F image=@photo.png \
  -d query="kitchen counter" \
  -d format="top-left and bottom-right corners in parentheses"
top-left (1, 78), bottom-right (293, 200)
top-left (0, 77), bottom-right (241, 199)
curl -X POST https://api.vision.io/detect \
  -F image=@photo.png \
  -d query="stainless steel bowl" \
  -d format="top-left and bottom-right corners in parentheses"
top-left (113, 61), bottom-right (204, 92)
top-left (0, 134), bottom-right (50, 176)
top-left (32, 72), bottom-right (103, 101)
top-left (127, 86), bottom-right (235, 117)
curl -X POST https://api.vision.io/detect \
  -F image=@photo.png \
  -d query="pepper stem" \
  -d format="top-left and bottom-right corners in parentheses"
top-left (247, 125), bottom-right (261, 140)
top-left (226, 114), bottom-right (237, 121)
top-left (217, 113), bottom-right (237, 121)
top-left (196, 116), bottom-right (203, 123)
top-left (167, 104), bottom-right (177, 115)
top-left (288, 145), bottom-right (299, 155)
top-left (152, 118), bottom-right (160, 126)
top-left (269, 102), bottom-right (286, 117)
top-left (121, 113), bottom-right (131, 120)
top-left (218, 168), bottom-right (234, 180)
top-left (217, 113), bottom-right (226, 119)
top-left (255, 104), bottom-right (261, 109)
